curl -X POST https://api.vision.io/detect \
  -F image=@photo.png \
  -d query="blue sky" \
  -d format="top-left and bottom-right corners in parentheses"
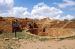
top-left (0, 0), bottom-right (75, 20)
top-left (14, 0), bottom-right (75, 14)
top-left (14, 0), bottom-right (62, 11)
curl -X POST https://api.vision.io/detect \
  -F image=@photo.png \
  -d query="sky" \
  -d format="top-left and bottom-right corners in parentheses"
top-left (0, 0), bottom-right (75, 20)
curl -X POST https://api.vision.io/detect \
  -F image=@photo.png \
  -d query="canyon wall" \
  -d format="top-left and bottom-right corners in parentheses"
top-left (0, 17), bottom-right (75, 36)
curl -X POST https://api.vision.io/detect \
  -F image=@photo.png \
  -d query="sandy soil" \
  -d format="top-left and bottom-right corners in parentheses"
top-left (18, 39), bottom-right (75, 49)
top-left (0, 39), bottom-right (75, 49)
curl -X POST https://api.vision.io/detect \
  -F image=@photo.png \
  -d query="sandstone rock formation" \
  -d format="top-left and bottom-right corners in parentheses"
top-left (0, 17), bottom-right (75, 38)
top-left (0, 17), bottom-right (13, 33)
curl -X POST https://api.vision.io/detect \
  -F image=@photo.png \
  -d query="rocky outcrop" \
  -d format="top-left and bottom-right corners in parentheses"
top-left (0, 17), bottom-right (75, 37)
top-left (0, 17), bottom-right (13, 33)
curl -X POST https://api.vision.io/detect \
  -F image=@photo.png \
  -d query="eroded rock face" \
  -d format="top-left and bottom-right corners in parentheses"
top-left (0, 17), bottom-right (13, 33)
top-left (25, 18), bottom-right (75, 37)
top-left (0, 17), bottom-right (75, 37)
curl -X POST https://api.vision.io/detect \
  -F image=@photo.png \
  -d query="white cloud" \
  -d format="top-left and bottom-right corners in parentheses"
top-left (31, 3), bottom-right (63, 19)
top-left (0, 0), bottom-right (14, 9)
top-left (0, 0), bottom-right (14, 4)
top-left (0, 0), bottom-right (31, 18)
top-left (50, 14), bottom-right (75, 20)
top-left (30, 2), bottom-right (75, 20)
top-left (58, 0), bottom-right (75, 8)
top-left (62, 15), bottom-right (75, 20)
top-left (0, 1), bottom-right (74, 20)
top-left (0, 0), bottom-right (14, 16)
top-left (23, 11), bottom-right (31, 18)
top-left (9, 7), bottom-right (31, 18)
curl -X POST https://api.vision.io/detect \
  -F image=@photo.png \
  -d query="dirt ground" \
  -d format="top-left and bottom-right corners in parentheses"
top-left (0, 39), bottom-right (75, 49)
top-left (0, 30), bottom-right (75, 49)
top-left (18, 39), bottom-right (75, 49)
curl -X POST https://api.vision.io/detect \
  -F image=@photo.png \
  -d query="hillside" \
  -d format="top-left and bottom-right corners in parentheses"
top-left (0, 17), bottom-right (75, 37)
top-left (0, 17), bottom-right (75, 38)
top-left (0, 17), bottom-right (75, 49)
